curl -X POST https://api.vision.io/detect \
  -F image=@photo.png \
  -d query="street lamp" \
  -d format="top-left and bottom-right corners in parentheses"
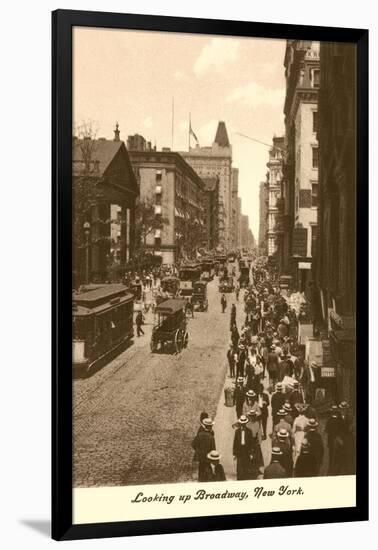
top-left (83, 221), bottom-right (91, 285)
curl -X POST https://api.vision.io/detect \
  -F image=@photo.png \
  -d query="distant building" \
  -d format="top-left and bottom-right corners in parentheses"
top-left (127, 134), bottom-right (154, 152)
top-left (202, 177), bottom-right (220, 250)
top-left (266, 137), bottom-right (285, 267)
top-left (72, 126), bottom-right (139, 286)
top-left (231, 168), bottom-right (239, 249)
top-left (128, 147), bottom-right (205, 264)
top-left (237, 197), bottom-right (242, 249)
top-left (283, 40), bottom-right (320, 290)
top-left (258, 181), bottom-right (268, 253)
top-left (180, 121), bottom-right (232, 248)
top-left (240, 214), bottom-right (252, 249)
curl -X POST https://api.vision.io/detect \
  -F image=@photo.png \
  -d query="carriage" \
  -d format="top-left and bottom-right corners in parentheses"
top-left (161, 276), bottom-right (180, 297)
top-left (219, 276), bottom-right (235, 293)
top-left (150, 298), bottom-right (189, 353)
top-left (191, 280), bottom-right (209, 311)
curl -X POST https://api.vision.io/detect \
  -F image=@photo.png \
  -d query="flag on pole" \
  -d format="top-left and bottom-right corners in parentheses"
top-left (189, 114), bottom-right (200, 147)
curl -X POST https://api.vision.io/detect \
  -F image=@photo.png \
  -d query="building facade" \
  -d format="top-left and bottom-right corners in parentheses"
top-left (202, 177), bottom-right (220, 251)
top-left (283, 40), bottom-right (320, 291)
top-left (231, 168), bottom-right (239, 250)
top-left (258, 181), bottom-right (268, 254)
top-left (72, 128), bottom-right (139, 287)
top-left (314, 41), bottom-right (356, 408)
top-left (266, 137), bottom-right (285, 265)
top-left (128, 143), bottom-right (205, 265)
top-left (180, 121), bottom-right (232, 249)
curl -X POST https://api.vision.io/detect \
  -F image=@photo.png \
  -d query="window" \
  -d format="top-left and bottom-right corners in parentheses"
top-left (311, 225), bottom-right (318, 257)
top-left (311, 69), bottom-right (320, 88)
top-left (155, 170), bottom-right (162, 181)
top-left (155, 193), bottom-right (161, 206)
top-left (312, 111), bottom-right (318, 133)
top-left (312, 147), bottom-right (319, 169)
top-left (311, 183), bottom-right (318, 207)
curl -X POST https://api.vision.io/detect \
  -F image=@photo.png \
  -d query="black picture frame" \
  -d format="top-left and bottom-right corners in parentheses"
top-left (52, 9), bottom-right (369, 541)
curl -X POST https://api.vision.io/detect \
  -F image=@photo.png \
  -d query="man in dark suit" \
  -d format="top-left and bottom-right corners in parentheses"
top-left (271, 383), bottom-right (285, 426)
top-left (191, 417), bottom-right (216, 482)
top-left (294, 440), bottom-right (318, 477)
top-left (301, 361), bottom-right (320, 404)
top-left (233, 377), bottom-right (245, 419)
top-left (267, 346), bottom-right (280, 388)
top-left (202, 450), bottom-right (226, 482)
top-left (264, 447), bottom-right (286, 479)
top-left (305, 418), bottom-right (324, 475)
top-left (233, 415), bottom-right (253, 480)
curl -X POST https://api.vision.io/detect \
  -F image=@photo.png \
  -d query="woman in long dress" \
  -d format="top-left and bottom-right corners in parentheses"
top-left (292, 404), bottom-right (309, 463)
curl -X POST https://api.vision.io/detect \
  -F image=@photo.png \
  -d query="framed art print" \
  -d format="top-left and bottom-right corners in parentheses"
top-left (52, 9), bottom-right (368, 540)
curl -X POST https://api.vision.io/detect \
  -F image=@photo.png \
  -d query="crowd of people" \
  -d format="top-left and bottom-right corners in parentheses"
top-left (191, 261), bottom-right (355, 482)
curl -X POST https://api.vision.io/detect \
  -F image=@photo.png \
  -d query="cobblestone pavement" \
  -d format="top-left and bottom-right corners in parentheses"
top-left (73, 277), bottom-right (236, 487)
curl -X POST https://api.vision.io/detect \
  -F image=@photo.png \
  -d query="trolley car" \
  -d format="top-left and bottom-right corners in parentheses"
top-left (150, 298), bottom-right (188, 353)
top-left (161, 276), bottom-right (180, 297)
top-left (73, 284), bottom-right (134, 376)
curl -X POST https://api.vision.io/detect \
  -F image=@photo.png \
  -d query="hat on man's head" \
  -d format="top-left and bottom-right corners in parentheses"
top-left (248, 409), bottom-right (258, 417)
top-left (237, 376), bottom-right (244, 384)
top-left (202, 417), bottom-right (214, 427)
top-left (200, 411), bottom-right (209, 422)
top-left (271, 446), bottom-right (283, 457)
top-left (339, 401), bottom-right (349, 409)
top-left (307, 418), bottom-right (319, 430)
top-left (278, 428), bottom-right (289, 439)
top-left (276, 382), bottom-right (283, 392)
top-left (238, 415), bottom-right (249, 425)
top-left (283, 403), bottom-right (292, 412)
top-left (246, 390), bottom-right (256, 398)
top-left (207, 450), bottom-right (221, 461)
top-left (277, 409), bottom-right (286, 417)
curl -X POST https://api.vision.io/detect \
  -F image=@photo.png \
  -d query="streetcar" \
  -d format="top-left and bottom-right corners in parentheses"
top-left (200, 258), bottom-right (215, 281)
top-left (219, 276), bottom-right (235, 293)
top-left (178, 262), bottom-right (202, 299)
top-left (191, 280), bottom-right (209, 311)
top-left (150, 298), bottom-right (189, 353)
top-left (239, 266), bottom-right (250, 288)
top-left (72, 284), bottom-right (134, 377)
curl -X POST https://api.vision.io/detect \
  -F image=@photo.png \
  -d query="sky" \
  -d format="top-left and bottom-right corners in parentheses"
top-left (73, 27), bottom-right (287, 239)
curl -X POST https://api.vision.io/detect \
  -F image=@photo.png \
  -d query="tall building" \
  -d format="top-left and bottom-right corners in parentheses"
top-left (314, 42), bottom-right (356, 408)
top-left (283, 40), bottom-right (320, 291)
top-left (180, 121), bottom-right (232, 248)
top-left (202, 176), bottom-right (220, 251)
top-left (258, 181), bottom-right (268, 253)
top-left (231, 168), bottom-right (239, 249)
top-left (266, 137), bottom-right (285, 264)
top-left (128, 138), bottom-right (205, 264)
top-left (240, 214), bottom-right (252, 249)
top-left (237, 197), bottom-right (242, 249)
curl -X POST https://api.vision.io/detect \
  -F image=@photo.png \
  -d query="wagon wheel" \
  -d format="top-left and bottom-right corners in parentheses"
top-left (174, 329), bottom-right (183, 353)
top-left (183, 331), bottom-right (189, 348)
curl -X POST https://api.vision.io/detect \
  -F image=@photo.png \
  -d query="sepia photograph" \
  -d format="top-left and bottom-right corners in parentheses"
top-left (71, 26), bottom-right (357, 493)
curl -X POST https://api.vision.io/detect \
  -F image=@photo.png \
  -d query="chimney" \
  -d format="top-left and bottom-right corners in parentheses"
top-left (114, 122), bottom-right (120, 142)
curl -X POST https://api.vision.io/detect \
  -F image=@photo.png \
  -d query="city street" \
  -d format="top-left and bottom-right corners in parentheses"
top-left (74, 277), bottom-right (240, 487)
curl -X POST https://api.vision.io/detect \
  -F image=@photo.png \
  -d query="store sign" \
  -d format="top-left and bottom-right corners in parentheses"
top-left (321, 367), bottom-right (336, 378)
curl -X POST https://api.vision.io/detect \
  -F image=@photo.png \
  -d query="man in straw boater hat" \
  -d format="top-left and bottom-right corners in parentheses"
top-left (191, 417), bottom-right (215, 482)
top-left (289, 380), bottom-right (304, 417)
top-left (233, 415), bottom-right (254, 480)
top-left (271, 382), bottom-right (286, 427)
top-left (294, 439), bottom-right (318, 478)
top-left (273, 408), bottom-right (291, 439)
top-left (202, 450), bottom-right (226, 482)
top-left (275, 428), bottom-right (293, 476)
top-left (263, 447), bottom-right (286, 479)
top-left (305, 418), bottom-right (324, 475)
